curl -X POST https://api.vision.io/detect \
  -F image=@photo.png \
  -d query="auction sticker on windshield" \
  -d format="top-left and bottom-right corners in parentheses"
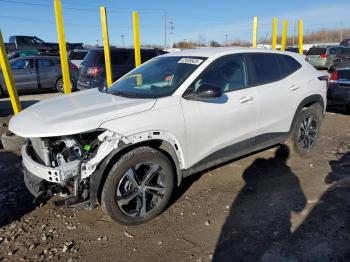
top-left (178, 58), bottom-right (203, 65)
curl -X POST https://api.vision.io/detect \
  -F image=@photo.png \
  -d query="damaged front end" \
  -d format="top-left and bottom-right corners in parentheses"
top-left (23, 130), bottom-right (128, 208)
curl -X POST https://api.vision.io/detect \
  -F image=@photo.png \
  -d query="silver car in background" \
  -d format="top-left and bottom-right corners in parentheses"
top-left (0, 55), bottom-right (79, 96)
top-left (306, 45), bottom-right (342, 69)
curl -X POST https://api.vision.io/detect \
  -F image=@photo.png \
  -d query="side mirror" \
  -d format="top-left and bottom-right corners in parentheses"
top-left (185, 83), bottom-right (222, 100)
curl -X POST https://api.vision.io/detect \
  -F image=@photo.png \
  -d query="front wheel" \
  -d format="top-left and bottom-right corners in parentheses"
top-left (287, 103), bottom-right (323, 155)
top-left (101, 147), bottom-right (175, 225)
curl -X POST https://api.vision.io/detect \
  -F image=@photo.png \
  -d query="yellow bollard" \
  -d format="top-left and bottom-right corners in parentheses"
top-left (100, 6), bottom-right (113, 88)
top-left (132, 11), bottom-right (141, 67)
top-left (252, 16), bottom-right (258, 48)
top-left (281, 20), bottom-right (288, 51)
top-left (272, 17), bottom-right (278, 50)
top-left (298, 19), bottom-right (303, 55)
top-left (0, 30), bottom-right (22, 114)
top-left (54, 0), bottom-right (71, 94)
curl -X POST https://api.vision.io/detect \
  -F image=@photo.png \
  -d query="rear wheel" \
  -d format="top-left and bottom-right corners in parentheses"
top-left (101, 147), bottom-right (175, 225)
top-left (287, 103), bottom-right (323, 155)
top-left (55, 78), bottom-right (75, 93)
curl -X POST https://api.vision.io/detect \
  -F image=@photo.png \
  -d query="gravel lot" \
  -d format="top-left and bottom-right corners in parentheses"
top-left (0, 92), bottom-right (349, 262)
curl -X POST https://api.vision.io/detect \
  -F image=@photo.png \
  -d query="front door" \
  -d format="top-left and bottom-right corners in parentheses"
top-left (181, 54), bottom-right (258, 168)
top-left (11, 58), bottom-right (37, 91)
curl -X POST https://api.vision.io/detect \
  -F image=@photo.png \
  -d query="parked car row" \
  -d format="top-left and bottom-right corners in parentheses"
top-left (0, 48), bottom-right (165, 96)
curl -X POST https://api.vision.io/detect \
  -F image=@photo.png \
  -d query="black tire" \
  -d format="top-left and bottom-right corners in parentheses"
top-left (101, 146), bottom-right (175, 225)
top-left (345, 105), bottom-right (350, 115)
top-left (0, 85), bottom-right (4, 98)
top-left (287, 103), bottom-right (323, 155)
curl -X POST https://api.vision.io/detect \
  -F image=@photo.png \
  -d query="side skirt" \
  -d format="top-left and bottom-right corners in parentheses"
top-left (181, 132), bottom-right (288, 178)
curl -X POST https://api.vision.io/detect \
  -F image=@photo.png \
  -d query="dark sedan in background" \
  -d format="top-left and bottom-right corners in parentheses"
top-left (77, 47), bottom-right (166, 90)
top-left (328, 67), bottom-right (350, 113)
top-left (0, 55), bottom-right (79, 96)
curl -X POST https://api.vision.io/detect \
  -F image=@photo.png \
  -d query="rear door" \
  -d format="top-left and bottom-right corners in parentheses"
top-left (247, 53), bottom-right (303, 147)
top-left (10, 58), bottom-right (37, 91)
top-left (36, 58), bottom-right (58, 88)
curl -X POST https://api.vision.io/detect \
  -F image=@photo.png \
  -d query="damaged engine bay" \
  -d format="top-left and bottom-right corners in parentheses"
top-left (25, 130), bottom-right (125, 207)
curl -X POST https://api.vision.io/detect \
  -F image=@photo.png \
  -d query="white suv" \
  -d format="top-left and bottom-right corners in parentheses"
top-left (9, 48), bottom-right (327, 225)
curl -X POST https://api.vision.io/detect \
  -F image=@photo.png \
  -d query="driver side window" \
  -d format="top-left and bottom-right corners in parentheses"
top-left (191, 54), bottom-right (247, 93)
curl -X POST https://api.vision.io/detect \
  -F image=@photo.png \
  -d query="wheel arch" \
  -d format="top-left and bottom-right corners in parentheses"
top-left (89, 138), bottom-right (182, 209)
top-left (289, 94), bottom-right (324, 133)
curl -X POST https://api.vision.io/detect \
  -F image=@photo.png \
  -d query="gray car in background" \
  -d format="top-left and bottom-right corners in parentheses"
top-left (0, 55), bottom-right (79, 96)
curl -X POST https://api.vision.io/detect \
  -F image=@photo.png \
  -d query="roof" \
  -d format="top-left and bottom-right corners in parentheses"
top-left (162, 47), bottom-right (300, 58)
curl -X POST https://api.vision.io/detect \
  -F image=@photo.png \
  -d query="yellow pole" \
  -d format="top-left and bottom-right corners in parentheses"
top-left (272, 17), bottom-right (278, 50)
top-left (281, 20), bottom-right (288, 51)
top-left (0, 30), bottom-right (21, 114)
top-left (252, 16), bottom-right (258, 48)
top-left (100, 6), bottom-right (112, 87)
top-left (54, 0), bottom-right (71, 94)
top-left (132, 11), bottom-right (141, 67)
top-left (298, 19), bottom-right (303, 55)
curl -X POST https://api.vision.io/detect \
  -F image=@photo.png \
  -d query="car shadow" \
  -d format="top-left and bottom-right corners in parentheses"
top-left (260, 144), bottom-right (350, 261)
top-left (213, 145), bottom-right (307, 262)
top-left (0, 151), bottom-right (39, 227)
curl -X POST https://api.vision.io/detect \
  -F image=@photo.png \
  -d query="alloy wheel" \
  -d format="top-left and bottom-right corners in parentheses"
top-left (116, 162), bottom-right (166, 217)
top-left (297, 115), bottom-right (318, 151)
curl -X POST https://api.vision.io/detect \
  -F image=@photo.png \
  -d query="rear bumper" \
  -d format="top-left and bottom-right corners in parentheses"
top-left (327, 84), bottom-right (350, 106)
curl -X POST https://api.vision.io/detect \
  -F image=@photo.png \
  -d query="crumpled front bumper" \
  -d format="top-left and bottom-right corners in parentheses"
top-left (22, 143), bottom-right (62, 184)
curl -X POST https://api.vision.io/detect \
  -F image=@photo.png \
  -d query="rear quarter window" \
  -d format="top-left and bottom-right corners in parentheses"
top-left (276, 54), bottom-right (301, 77)
top-left (248, 53), bottom-right (281, 85)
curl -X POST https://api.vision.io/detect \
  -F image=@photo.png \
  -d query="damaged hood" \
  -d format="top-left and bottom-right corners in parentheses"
top-left (9, 89), bottom-right (156, 137)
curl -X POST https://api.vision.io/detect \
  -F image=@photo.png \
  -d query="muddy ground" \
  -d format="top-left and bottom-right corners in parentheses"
top-left (0, 106), bottom-right (349, 262)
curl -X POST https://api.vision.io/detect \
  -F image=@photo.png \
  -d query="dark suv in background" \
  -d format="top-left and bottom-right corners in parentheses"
top-left (77, 48), bottom-right (166, 90)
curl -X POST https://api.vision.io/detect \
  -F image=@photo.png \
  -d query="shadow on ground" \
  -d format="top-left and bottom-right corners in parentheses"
top-left (0, 151), bottom-right (38, 227)
top-left (213, 145), bottom-right (307, 262)
top-left (213, 144), bottom-right (350, 262)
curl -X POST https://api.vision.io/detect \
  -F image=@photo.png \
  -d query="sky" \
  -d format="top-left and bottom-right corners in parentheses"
top-left (0, 0), bottom-right (350, 48)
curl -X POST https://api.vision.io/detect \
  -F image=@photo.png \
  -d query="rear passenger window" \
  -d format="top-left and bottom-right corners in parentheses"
top-left (277, 54), bottom-right (301, 77)
top-left (37, 59), bottom-right (53, 68)
top-left (249, 53), bottom-right (281, 84)
top-left (110, 51), bottom-right (131, 65)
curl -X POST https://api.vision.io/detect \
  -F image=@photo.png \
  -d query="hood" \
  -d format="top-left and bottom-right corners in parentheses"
top-left (9, 89), bottom-right (156, 138)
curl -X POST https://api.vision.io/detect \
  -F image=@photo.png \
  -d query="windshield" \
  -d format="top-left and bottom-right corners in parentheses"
top-left (105, 56), bottom-right (206, 98)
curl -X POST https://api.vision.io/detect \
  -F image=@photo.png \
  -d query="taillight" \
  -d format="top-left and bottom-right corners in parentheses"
top-left (87, 66), bottom-right (103, 76)
top-left (329, 71), bottom-right (339, 81)
top-left (320, 54), bottom-right (328, 59)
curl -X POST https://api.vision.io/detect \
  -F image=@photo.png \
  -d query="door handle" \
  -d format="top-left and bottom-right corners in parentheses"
top-left (239, 96), bottom-right (254, 103)
top-left (290, 84), bottom-right (300, 91)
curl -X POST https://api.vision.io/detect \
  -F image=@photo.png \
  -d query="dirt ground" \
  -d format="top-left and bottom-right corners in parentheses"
top-left (0, 103), bottom-right (349, 262)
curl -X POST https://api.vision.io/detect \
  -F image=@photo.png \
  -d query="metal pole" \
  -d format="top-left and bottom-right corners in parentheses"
top-left (100, 6), bottom-right (112, 87)
top-left (54, 0), bottom-right (71, 94)
top-left (121, 35), bottom-right (125, 47)
top-left (132, 11), bottom-right (141, 67)
top-left (252, 16), bottom-right (258, 48)
top-left (0, 30), bottom-right (21, 114)
top-left (272, 17), bottom-right (278, 50)
top-left (281, 20), bottom-right (288, 51)
top-left (164, 10), bottom-right (167, 49)
top-left (298, 19), bottom-right (303, 55)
